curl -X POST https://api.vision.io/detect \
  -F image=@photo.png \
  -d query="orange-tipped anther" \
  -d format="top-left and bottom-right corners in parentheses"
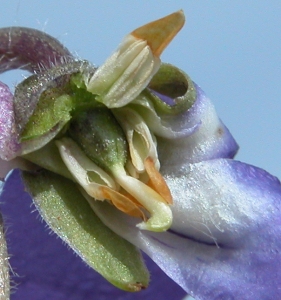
top-left (100, 186), bottom-right (146, 220)
top-left (144, 157), bottom-right (173, 204)
top-left (131, 10), bottom-right (185, 57)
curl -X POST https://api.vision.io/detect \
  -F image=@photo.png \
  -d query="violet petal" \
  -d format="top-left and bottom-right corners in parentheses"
top-left (91, 158), bottom-right (281, 299)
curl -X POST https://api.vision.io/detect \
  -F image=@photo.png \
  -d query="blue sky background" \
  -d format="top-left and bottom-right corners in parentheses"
top-left (1, 0), bottom-right (280, 179)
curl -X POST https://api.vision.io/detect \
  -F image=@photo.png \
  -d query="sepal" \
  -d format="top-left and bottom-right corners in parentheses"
top-left (22, 169), bottom-right (150, 291)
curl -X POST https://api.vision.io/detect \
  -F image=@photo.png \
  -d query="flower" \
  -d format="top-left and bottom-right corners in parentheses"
top-left (0, 10), bottom-right (281, 300)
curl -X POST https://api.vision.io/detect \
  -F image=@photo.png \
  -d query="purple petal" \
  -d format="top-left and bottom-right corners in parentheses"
top-left (92, 159), bottom-right (281, 299)
top-left (0, 27), bottom-right (72, 74)
top-left (157, 84), bottom-right (239, 165)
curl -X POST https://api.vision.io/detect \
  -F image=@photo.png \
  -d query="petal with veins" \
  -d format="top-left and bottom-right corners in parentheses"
top-left (87, 11), bottom-right (185, 108)
top-left (86, 34), bottom-right (160, 108)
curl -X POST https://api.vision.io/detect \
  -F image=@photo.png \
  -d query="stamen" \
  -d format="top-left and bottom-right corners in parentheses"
top-left (111, 167), bottom-right (173, 232)
top-left (144, 157), bottom-right (173, 205)
top-left (113, 107), bottom-right (159, 172)
top-left (86, 11), bottom-right (185, 108)
top-left (100, 186), bottom-right (146, 220)
top-left (57, 135), bottom-right (172, 231)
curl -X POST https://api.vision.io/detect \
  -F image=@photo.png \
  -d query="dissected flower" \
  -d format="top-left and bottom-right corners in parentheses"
top-left (0, 10), bottom-right (280, 300)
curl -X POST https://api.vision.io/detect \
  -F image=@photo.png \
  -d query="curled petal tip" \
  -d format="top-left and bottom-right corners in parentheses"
top-left (131, 10), bottom-right (185, 57)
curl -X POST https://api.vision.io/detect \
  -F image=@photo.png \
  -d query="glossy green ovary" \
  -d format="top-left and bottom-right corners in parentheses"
top-left (69, 107), bottom-right (128, 174)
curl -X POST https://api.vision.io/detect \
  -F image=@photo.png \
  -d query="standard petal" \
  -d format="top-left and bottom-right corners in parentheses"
top-left (22, 169), bottom-right (149, 292)
top-left (157, 84), bottom-right (239, 166)
top-left (91, 159), bottom-right (281, 299)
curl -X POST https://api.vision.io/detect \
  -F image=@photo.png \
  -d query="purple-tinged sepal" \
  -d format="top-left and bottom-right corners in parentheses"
top-left (0, 26), bottom-right (77, 171)
top-left (0, 81), bottom-right (37, 178)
